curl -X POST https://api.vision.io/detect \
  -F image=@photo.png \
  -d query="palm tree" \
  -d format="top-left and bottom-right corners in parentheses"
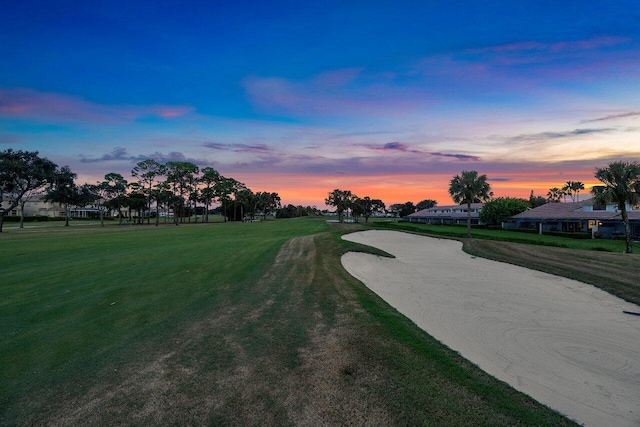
top-left (571, 181), bottom-right (585, 202)
top-left (448, 170), bottom-right (492, 238)
top-left (561, 181), bottom-right (572, 202)
top-left (562, 181), bottom-right (585, 202)
top-left (592, 161), bottom-right (640, 254)
top-left (546, 187), bottom-right (563, 203)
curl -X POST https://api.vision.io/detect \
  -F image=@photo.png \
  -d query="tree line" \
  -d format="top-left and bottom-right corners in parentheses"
top-left (3, 149), bottom-right (638, 252)
top-left (324, 189), bottom-right (440, 223)
top-left (0, 149), bottom-right (282, 232)
top-left (546, 181), bottom-right (586, 203)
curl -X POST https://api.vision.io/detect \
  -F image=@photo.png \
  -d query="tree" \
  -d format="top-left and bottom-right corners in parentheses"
top-left (325, 189), bottom-right (354, 222)
top-left (529, 190), bottom-right (547, 208)
top-left (17, 188), bottom-right (44, 229)
top-left (214, 176), bottom-right (241, 222)
top-left (101, 173), bottom-right (128, 225)
top-left (388, 202), bottom-right (415, 218)
top-left (125, 191), bottom-right (147, 224)
top-left (166, 161), bottom-right (199, 223)
top-left (416, 199), bottom-right (437, 211)
top-left (254, 191), bottom-right (281, 220)
top-left (0, 149), bottom-right (57, 232)
top-left (351, 198), bottom-right (365, 223)
top-left (592, 161), bottom-right (640, 254)
top-left (546, 187), bottom-right (563, 203)
top-left (234, 188), bottom-right (254, 221)
top-left (479, 197), bottom-right (529, 227)
top-left (86, 183), bottom-right (109, 226)
top-left (360, 197), bottom-right (385, 223)
top-left (388, 203), bottom-right (404, 218)
top-left (152, 181), bottom-right (173, 224)
top-left (45, 166), bottom-right (79, 226)
top-left (199, 167), bottom-right (220, 223)
top-left (449, 170), bottom-right (492, 238)
top-left (562, 181), bottom-right (585, 202)
top-left (131, 159), bottom-right (165, 225)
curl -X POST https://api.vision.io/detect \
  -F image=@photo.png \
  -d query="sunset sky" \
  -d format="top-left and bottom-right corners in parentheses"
top-left (2, 1), bottom-right (639, 207)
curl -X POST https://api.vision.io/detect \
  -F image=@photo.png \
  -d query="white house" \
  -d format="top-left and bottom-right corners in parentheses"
top-left (405, 203), bottom-right (484, 225)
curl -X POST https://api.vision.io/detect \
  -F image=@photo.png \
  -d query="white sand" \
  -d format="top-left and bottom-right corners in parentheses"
top-left (341, 230), bottom-right (640, 427)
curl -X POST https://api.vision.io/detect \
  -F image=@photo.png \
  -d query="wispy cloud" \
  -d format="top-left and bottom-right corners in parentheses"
top-left (242, 70), bottom-right (424, 118)
top-left (80, 147), bottom-right (132, 163)
top-left (581, 111), bottom-right (640, 123)
top-left (466, 36), bottom-right (630, 55)
top-left (80, 147), bottom-right (204, 165)
top-left (413, 35), bottom-right (639, 93)
top-left (508, 128), bottom-right (614, 142)
top-left (369, 142), bottom-right (421, 153)
top-left (429, 152), bottom-right (481, 161)
top-left (363, 142), bottom-right (481, 161)
top-left (203, 142), bottom-right (274, 154)
top-left (0, 88), bottom-right (194, 124)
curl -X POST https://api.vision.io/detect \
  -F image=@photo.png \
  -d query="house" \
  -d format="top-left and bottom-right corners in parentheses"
top-left (1, 195), bottom-right (64, 218)
top-left (1, 195), bottom-right (104, 219)
top-left (504, 198), bottom-right (640, 239)
top-left (406, 203), bottom-right (484, 225)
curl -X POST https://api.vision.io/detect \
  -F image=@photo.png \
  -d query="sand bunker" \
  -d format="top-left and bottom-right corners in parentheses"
top-left (342, 230), bottom-right (640, 427)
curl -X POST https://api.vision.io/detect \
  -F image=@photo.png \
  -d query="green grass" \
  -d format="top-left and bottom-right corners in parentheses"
top-left (1, 219), bottom-right (328, 422)
top-left (1, 218), bottom-right (579, 425)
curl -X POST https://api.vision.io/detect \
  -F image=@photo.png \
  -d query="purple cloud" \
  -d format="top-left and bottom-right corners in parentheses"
top-left (466, 36), bottom-right (630, 55)
top-left (508, 128), bottom-right (614, 142)
top-left (242, 72), bottom-right (423, 118)
top-left (364, 142), bottom-right (481, 161)
top-left (80, 147), bottom-right (132, 163)
top-left (429, 152), bottom-right (481, 161)
top-left (0, 88), bottom-right (194, 124)
top-left (80, 147), bottom-right (205, 165)
top-left (204, 142), bottom-right (273, 153)
top-left (581, 111), bottom-right (640, 123)
top-left (370, 142), bottom-right (413, 152)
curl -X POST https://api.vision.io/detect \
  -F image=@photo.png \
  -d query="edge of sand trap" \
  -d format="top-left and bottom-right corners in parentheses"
top-left (341, 230), bottom-right (640, 427)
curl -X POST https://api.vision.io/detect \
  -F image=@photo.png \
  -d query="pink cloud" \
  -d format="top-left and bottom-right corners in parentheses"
top-left (155, 106), bottom-right (194, 118)
top-left (467, 36), bottom-right (630, 55)
top-left (242, 72), bottom-right (424, 117)
top-left (0, 88), bottom-right (194, 123)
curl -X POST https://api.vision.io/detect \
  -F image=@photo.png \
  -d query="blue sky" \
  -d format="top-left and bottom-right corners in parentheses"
top-left (1, 1), bottom-right (639, 205)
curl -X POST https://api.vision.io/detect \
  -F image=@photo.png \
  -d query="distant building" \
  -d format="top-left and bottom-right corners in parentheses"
top-left (504, 198), bottom-right (640, 239)
top-left (2, 195), bottom-right (103, 219)
top-left (405, 203), bottom-right (484, 225)
top-left (1, 195), bottom-right (63, 218)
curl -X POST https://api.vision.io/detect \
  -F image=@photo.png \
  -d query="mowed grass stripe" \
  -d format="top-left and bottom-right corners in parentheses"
top-left (0, 219), bottom-right (328, 422)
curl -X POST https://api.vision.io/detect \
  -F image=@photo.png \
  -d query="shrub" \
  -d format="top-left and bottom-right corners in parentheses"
top-left (2, 215), bottom-right (51, 223)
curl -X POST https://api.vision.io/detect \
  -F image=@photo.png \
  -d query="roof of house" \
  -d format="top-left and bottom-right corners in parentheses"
top-left (407, 203), bottom-right (483, 219)
top-left (511, 199), bottom-right (640, 221)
